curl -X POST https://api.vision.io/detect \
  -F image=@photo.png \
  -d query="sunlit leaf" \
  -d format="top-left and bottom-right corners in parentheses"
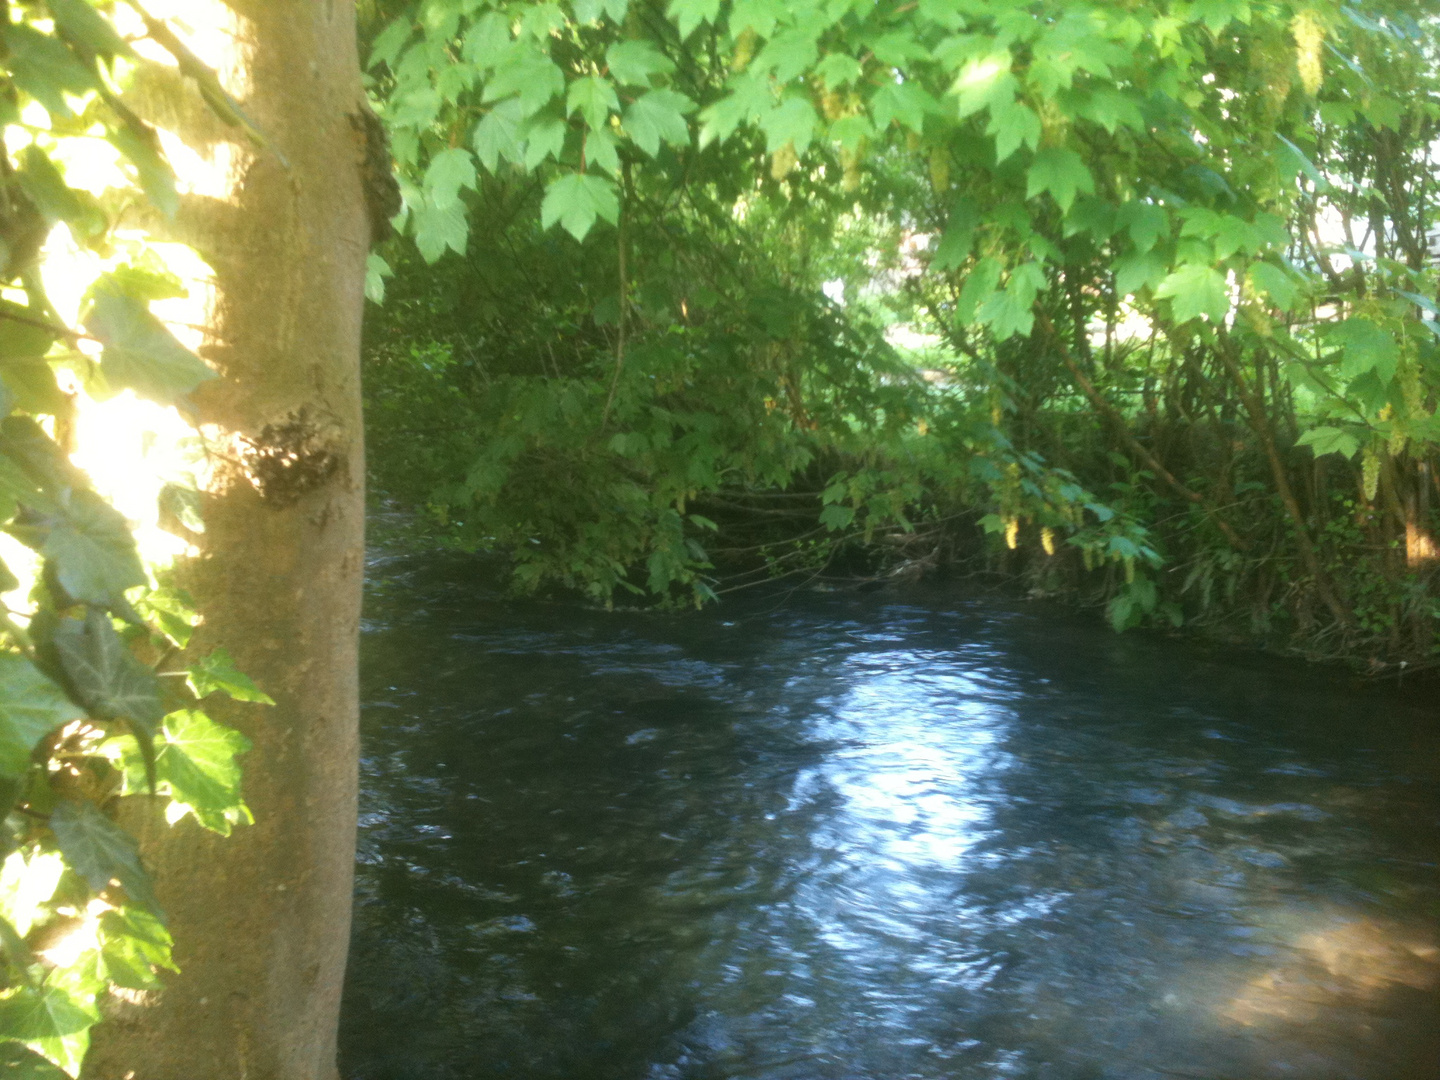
top-left (0, 657), bottom-right (84, 779)
top-left (0, 987), bottom-right (95, 1042)
top-left (152, 710), bottom-right (252, 835)
top-left (187, 649), bottom-right (273, 705)
top-left (25, 491), bottom-right (147, 612)
top-left (2, 25), bottom-right (97, 117)
top-left (84, 288), bottom-right (216, 407)
top-left (97, 904), bottom-right (176, 993)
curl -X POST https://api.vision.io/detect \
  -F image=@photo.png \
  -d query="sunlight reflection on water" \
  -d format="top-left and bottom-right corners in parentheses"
top-left (342, 561), bottom-right (1440, 1080)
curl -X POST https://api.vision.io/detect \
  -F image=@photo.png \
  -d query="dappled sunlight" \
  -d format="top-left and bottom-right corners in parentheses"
top-left (10, 0), bottom-right (247, 592)
top-left (114, 0), bottom-right (251, 91)
top-left (1222, 911), bottom-right (1439, 1028)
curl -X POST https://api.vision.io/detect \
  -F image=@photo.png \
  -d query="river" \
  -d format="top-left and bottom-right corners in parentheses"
top-left (339, 552), bottom-right (1439, 1080)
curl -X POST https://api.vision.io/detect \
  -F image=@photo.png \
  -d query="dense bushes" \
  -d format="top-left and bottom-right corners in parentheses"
top-left (361, 0), bottom-right (1440, 668)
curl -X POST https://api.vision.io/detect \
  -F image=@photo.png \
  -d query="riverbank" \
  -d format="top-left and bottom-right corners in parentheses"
top-left (365, 503), bottom-right (1440, 684)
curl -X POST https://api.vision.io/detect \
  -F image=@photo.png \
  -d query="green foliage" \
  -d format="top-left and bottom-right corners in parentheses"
top-left (364, 0), bottom-right (1440, 660)
top-left (0, 4), bottom-right (269, 1073)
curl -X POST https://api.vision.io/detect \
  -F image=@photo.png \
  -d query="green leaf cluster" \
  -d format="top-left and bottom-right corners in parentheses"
top-left (0, 5), bottom-right (271, 1071)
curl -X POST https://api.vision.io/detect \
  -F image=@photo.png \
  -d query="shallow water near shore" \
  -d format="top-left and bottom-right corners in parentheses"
top-left (339, 553), bottom-right (1440, 1080)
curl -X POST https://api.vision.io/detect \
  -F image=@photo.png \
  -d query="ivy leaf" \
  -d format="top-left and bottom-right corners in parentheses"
top-left (567, 75), bottom-right (620, 130)
top-left (83, 289), bottom-right (215, 407)
top-left (107, 126), bottom-right (178, 220)
top-left (98, 905), bottom-right (177, 990)
top-left (1155, 263), bottom-right (1230, 323)
top-left (606, 41), bottom-right (675, 86)
top-left (133, 587), bottom-right (197, 649)
top-left (49, 800), bottom-right (162, 918)
top-left (187, 648), bottom-right (273, 704)
top-left (47, 0), bottom-right (135, 62)
top-left (0, 986), bottom-right (96, 1041)
top-left (1296, 426), bottom-right (1360, 460)
top-left (0, 656), bottom-right (84, 779)
top-left (423, 147), bottom-right (477, 208)
top-left (15, 146), bottom-right (104, 237)
top-left (0, 1041), bottom-right (71, 1077)
top-left (153, 710), bottom-right (253, 835)
top-left (51, 609), bottom-right (164, 736)
top-left (623, 89), bottom-right (694, 157)
top-left (540, 174), bottom-right (619, 240)
top-left (2, 25), bottom-right (97, 118)
top-left (1026, 147), bottom-right (1094, 212)
top-left (15, 490), bottom-right (147, 613)
top-left (0, 451), bottom-right (45, 526)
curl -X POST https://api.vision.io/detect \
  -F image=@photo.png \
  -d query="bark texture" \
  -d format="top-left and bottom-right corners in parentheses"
top-left (83, 2), bottom-right (368, 1078)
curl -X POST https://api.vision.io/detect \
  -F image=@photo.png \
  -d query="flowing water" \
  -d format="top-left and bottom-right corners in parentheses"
top-left (340, 553), bottom-right (1440, 1080)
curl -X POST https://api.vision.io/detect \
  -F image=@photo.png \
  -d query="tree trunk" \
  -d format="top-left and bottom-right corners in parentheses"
top-left (84, 3), bottom-right (368, 1078)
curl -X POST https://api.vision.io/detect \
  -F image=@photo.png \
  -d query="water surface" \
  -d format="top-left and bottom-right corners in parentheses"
top-left (341, 554), bottom-right (1440, 1080)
